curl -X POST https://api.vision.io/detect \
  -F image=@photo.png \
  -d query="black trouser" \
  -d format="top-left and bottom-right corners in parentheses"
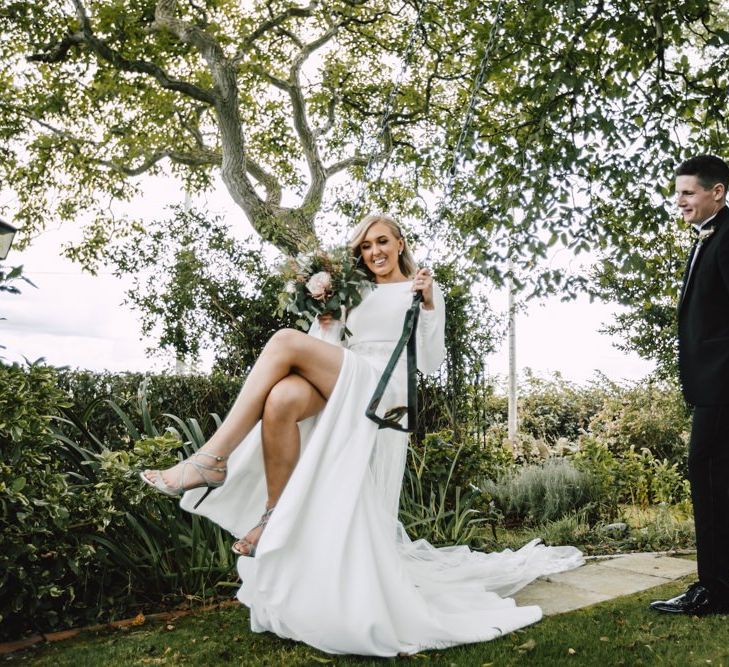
top-left (688, 406), bottom-right (729, 600)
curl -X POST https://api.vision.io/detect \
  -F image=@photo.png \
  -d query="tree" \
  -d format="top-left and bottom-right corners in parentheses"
top-left (2, 0), bottom-right (728, 304)
top-left (109, 206), bottom-right (502, 381)
top-left (1, 0), bottom-right (484, 261)
top-left (107, 206), bottom-right (292, 374)
top-left (592, 228), bottom-right (687, 379)
top-left (453, 1), bottom-right (729, 291)
top-left (447, 0), bottom-right (729, 374)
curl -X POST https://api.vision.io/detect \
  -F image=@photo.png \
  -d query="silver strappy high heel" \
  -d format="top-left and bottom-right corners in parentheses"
top-left (232, 505), bottom-right (276, 557)
top-left (139, 451), bottom-right (228, 509)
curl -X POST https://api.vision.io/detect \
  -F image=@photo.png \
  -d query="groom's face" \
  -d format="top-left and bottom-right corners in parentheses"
top-left (675, 175), bottom-right (724, 226)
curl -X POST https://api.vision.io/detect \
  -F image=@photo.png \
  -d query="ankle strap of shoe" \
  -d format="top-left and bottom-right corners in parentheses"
top-left (195, 451), bottom-right (228, 462)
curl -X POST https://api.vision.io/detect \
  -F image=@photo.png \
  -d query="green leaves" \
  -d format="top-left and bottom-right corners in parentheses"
top-left (1, 363), bottom-right (240, 640)
top-left (10, 476), bottom-right (26, 492)
top-left (0, 360), bottom-right (78, 639)
top-left (1, 0), bottom-right (726, 373)
top-left (105, 205), bottom-right (292, 374)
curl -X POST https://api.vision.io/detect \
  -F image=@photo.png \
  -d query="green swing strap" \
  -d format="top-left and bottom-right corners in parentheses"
top-left (365, 293), bottom-right (421, 433)
top-left (361, 0), bottom-right (505, 434)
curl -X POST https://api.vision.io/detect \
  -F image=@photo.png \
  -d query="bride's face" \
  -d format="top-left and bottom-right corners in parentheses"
top-left (359, 222), bottom-right (405, 283)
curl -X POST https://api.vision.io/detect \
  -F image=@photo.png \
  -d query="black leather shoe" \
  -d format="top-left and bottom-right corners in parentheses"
top-left (650, 582), bottom-right (729, 615)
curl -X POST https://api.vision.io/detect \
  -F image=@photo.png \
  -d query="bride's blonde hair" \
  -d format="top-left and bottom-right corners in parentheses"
top-left (349, 214), bottom-right (417, 280)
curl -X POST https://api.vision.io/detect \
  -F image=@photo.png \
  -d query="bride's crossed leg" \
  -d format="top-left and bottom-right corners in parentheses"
top-left (142, 328), bottom-right (343, 547)
top-left (231, 371), bottom-right (329, 554)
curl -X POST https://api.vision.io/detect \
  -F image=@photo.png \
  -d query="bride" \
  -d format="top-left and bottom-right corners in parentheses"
top-left (141, 213), bottom-right (583, 656)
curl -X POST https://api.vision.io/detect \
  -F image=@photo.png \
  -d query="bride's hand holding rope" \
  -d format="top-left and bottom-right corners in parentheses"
top-left (413, 268), bottom-right (434, 310)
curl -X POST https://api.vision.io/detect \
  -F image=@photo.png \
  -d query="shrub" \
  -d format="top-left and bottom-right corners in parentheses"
top-left (620, 505), bottom-right (695, 552)
top-left (400, 463), bottom-right (490, 548)
top-left (400, 431), bottom-right (512, 546)
top-left (518, 371), bottom-right (607, 443)
top-left (55, 370), bottom-right (242, 449)
top-left (482, 458), bottom-right (602, 525)
top-left (0, 361), bottom-right (81, 638)
top-left (586, 380), bottom-right (690, 466)
top-left (1, 367), bottom-right (238, 640)
top-left (408, 430), bottom-right (513, 492)
top-left (570, 435), bottom-right (692, 518)
top-left (79, 430), bottom-right (237, 612)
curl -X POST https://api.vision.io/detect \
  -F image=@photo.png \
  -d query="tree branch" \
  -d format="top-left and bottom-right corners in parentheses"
top-left (99, 148), bottom-right (221, 175)
top-left (244, 166), bottom-right (280, 206)
top-left (50, 0), bottom-right (218, 105)
top-left (27, 32), bottom-right (85, 63)
top-left (27, 107), bottom-right (280, 199)
top-left (151, 0), bottom-right (226, 70)
top-left (287, 23), bottom-right (343, 213)
top-left (232, 1), bottom-right (318, 63)
top-left (256, 67), bottom-right (292, 92)
top-left (275, 26), bottom-right (304, 49)
top-left (314, 94), bottom-right (337, 138)
top-left (177, 107), bottom-right (206, 148)
top-left (325, 154), bottom-right (369, 177)
top-left (98, 151), bottom-right (171, 176)
top-left (24, 113), bottom-right (84, 144)
top-left (151, 0), bottom-right (296, 246)
top-left (209, 293), bottom-right (247, 336)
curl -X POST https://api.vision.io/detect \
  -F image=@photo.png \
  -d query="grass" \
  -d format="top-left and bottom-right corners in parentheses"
top-left (8, 576), bottom-right (729, 666)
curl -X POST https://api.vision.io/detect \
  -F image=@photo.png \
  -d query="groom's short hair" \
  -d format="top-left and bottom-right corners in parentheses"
top-left (676, 155), bottom-right (729, 191)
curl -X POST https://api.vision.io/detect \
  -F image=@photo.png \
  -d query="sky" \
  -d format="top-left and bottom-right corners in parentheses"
top-left (0, 174), bottom-right (656, 386)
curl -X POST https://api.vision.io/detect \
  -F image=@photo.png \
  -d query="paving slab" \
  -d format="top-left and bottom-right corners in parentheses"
top-left (513, 554), bottom-right (696, 616)
top-left (597, 552), bottom-right (696, 579)
top-left (547, 563), bottom-right (670, 597)
top-left (513, 580), bottom-right (610, 614)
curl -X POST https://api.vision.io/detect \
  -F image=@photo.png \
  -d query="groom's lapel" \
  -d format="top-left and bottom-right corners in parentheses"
top-left (679, 206), bottom-right (729, 310)
top-left (678, 236), bottom-right (700, 309)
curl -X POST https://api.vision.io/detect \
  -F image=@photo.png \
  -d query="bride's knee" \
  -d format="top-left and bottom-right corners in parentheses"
top-left (263, 379), bottom-right (304, 422)
top-left (267, 328), bottom-right (305, 355)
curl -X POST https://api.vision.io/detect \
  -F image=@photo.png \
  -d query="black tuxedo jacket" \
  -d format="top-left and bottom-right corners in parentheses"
top-left (678, 205), bottom-right (729, 406)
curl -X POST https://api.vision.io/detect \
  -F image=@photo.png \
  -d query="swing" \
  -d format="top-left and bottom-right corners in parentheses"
top-left (361, 0), bottom-right (506, 433)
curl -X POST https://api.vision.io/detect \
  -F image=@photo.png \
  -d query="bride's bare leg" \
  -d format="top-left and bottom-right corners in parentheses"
top-left (233, 375), bottom-right (326, 554)
top-left (143, 329), bottom-right (342, 486)
top-left (261, 375), bottom-right (326, 504)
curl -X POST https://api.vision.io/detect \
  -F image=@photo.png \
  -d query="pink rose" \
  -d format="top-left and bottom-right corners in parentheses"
top-left (306, 271), bottom-right (332, 300)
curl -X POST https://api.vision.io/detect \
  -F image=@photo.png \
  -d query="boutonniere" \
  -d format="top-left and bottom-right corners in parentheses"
top-left (698, 227), bottom-right (715, 243)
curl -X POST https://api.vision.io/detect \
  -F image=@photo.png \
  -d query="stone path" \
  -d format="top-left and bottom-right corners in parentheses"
top-left (513, 552), bottom-right (697, 616)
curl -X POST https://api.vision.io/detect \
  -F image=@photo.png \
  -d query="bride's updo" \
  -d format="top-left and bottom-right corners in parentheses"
top-left (349, 213), bottom-right (418, 280)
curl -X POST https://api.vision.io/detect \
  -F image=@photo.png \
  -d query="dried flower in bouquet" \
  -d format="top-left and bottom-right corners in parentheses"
top-left (277, 246), bottom-right (371, 338)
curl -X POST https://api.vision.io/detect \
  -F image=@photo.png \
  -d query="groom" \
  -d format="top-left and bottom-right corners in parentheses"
top-left (651, 154), bottom-right (729, 615)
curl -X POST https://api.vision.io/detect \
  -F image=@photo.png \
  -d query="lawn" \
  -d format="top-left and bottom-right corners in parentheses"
top-left (8, 575), bottom-right (729, 666)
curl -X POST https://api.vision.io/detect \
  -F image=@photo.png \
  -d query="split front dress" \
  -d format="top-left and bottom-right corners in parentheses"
top-left (181, 280), bottom-right (583, 656)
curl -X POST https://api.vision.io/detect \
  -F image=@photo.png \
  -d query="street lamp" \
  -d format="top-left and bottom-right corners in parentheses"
top-left (0, 219), bottom-right (17, 260)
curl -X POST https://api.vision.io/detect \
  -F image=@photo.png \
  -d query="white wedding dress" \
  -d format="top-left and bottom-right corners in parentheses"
top-left (180, 280), bottom-right (583, 656)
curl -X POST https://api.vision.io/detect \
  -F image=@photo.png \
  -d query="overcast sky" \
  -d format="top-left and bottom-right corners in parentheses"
top-left (0, 174), bottom-right (655, 385)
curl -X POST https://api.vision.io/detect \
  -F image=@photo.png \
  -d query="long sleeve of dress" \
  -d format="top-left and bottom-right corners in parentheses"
top-left (416, 282), bottom-right (446, 375)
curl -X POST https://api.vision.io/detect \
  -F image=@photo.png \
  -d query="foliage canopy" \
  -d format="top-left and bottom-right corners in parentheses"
top-left (2, 0), bottom-right (729, 366)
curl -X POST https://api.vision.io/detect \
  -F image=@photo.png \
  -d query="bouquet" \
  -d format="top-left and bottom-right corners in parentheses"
top-left (277, 246), bottom-right (371, 339)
